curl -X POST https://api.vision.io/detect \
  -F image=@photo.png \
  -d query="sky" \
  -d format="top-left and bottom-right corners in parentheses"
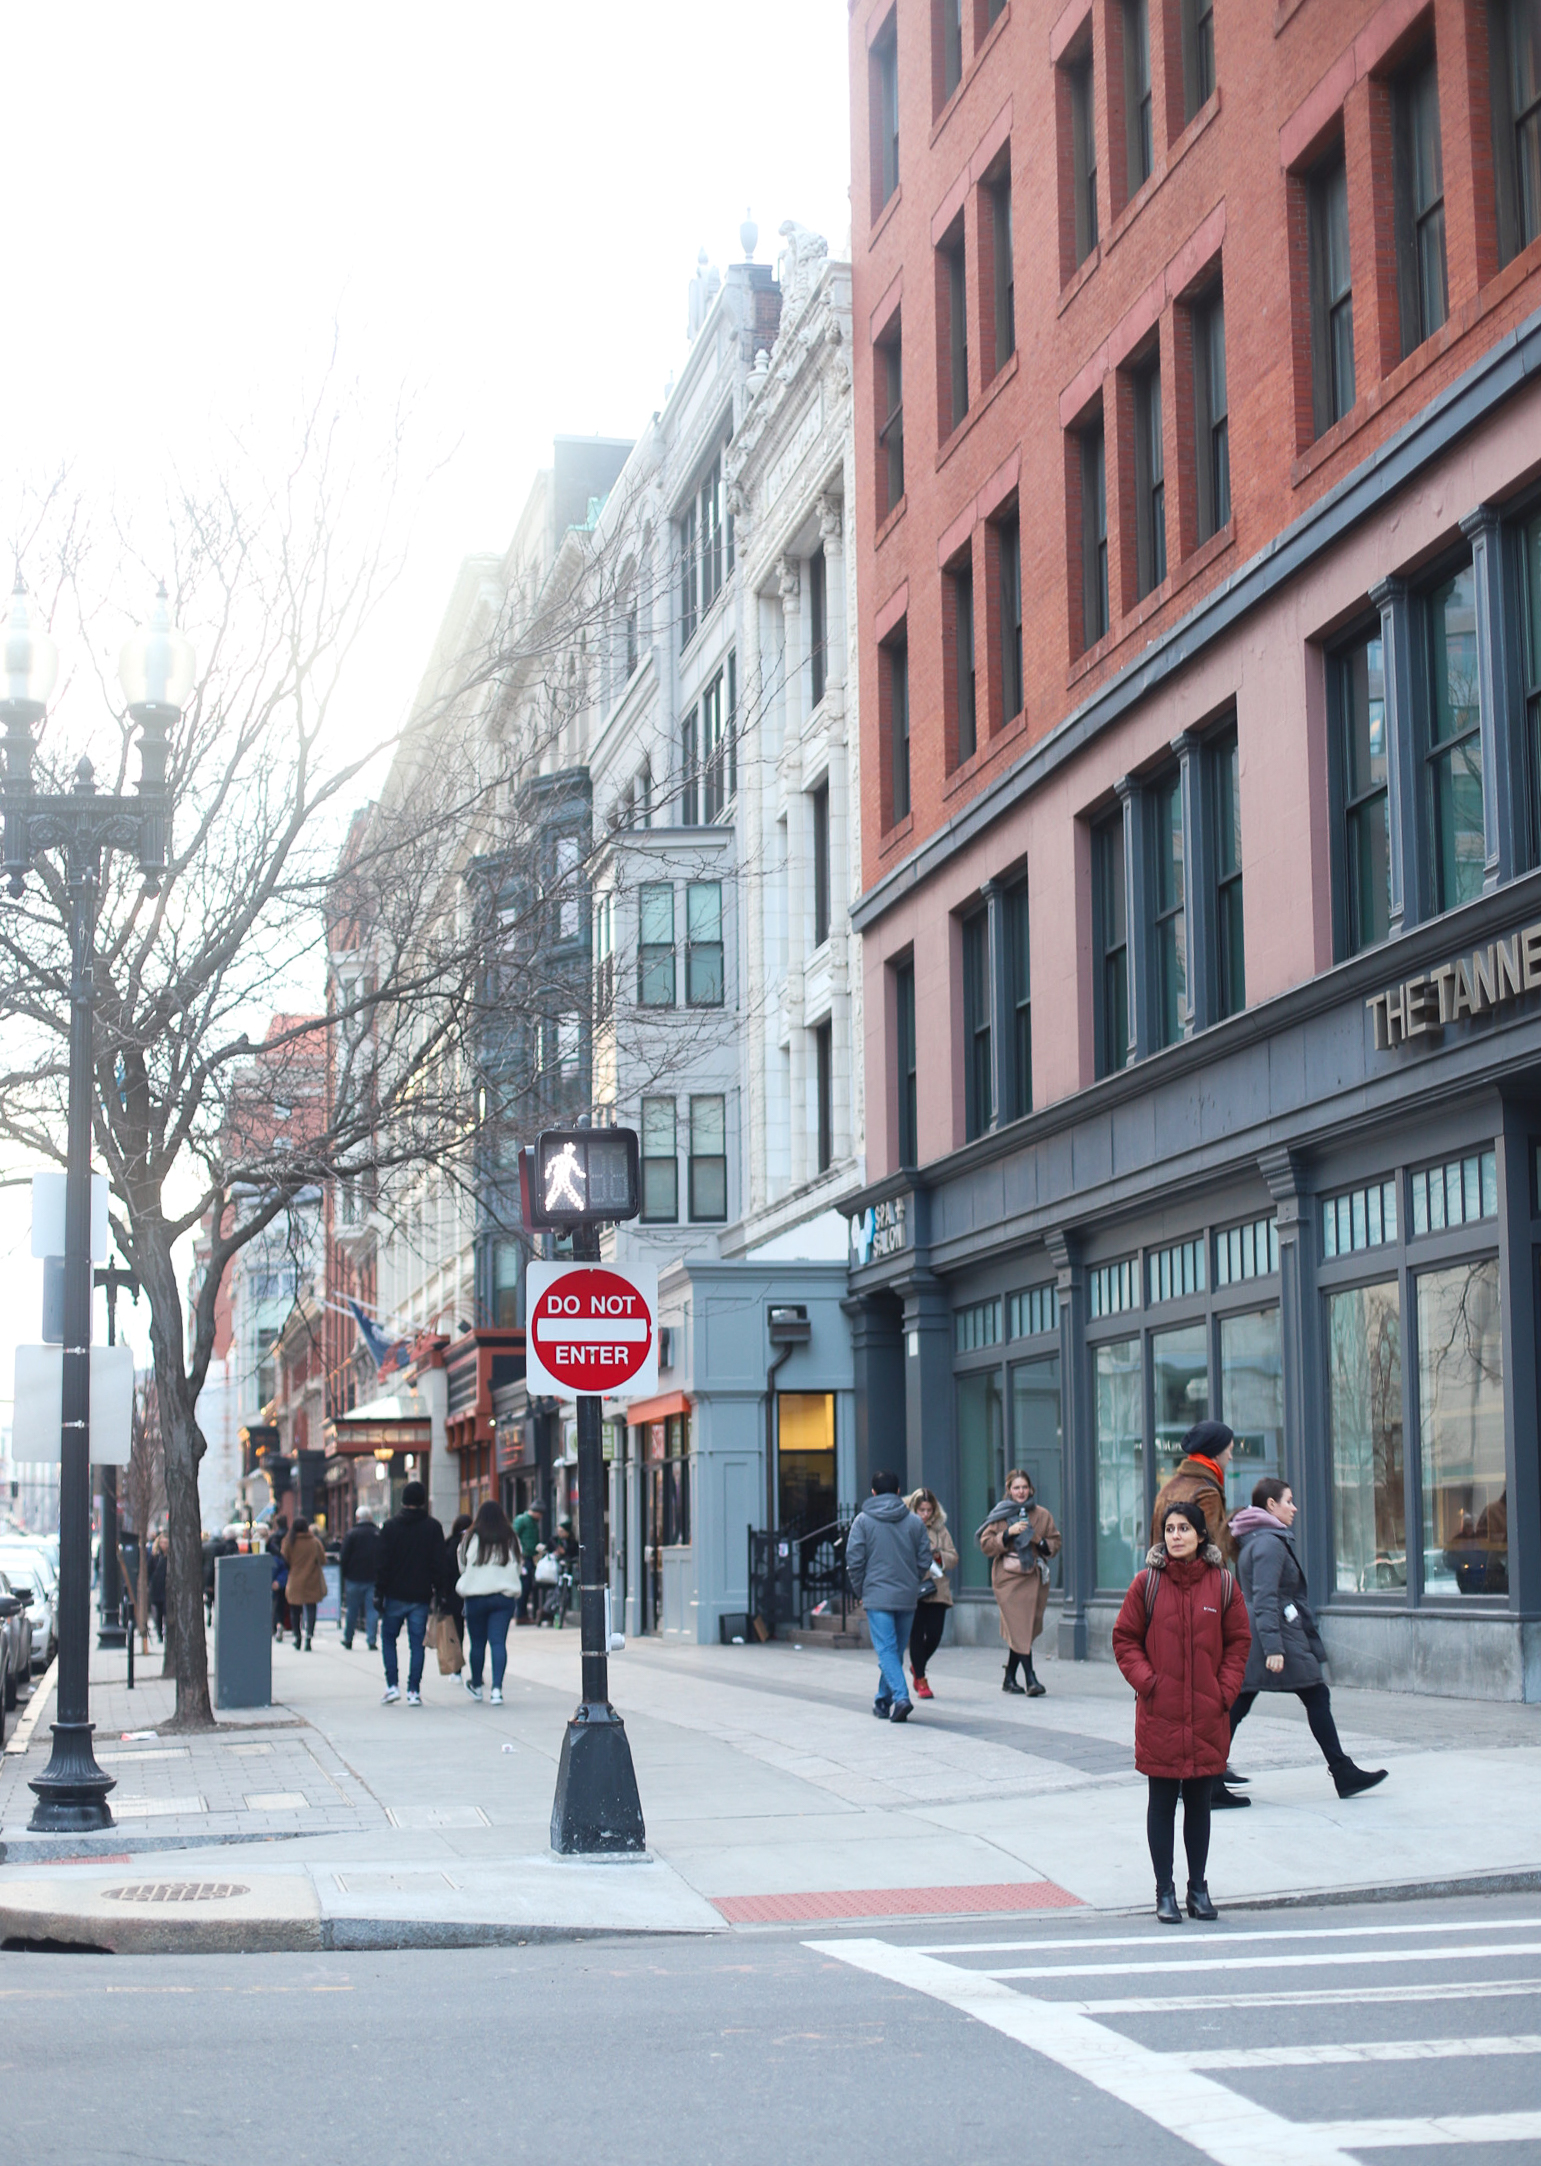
top-left (0, 0), bottom-right (854, 1426)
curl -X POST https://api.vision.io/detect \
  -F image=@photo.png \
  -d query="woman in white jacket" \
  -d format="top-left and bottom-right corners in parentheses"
top-left (457, 1500), bottom-right (524, 1702)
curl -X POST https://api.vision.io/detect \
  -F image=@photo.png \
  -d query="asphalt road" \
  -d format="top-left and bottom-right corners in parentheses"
top-left (1, 1892), bottom-right (1538, 2163)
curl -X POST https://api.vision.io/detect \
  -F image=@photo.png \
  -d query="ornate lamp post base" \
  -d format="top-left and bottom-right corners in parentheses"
top-left (28, 1720), bottom-right (116, 1831)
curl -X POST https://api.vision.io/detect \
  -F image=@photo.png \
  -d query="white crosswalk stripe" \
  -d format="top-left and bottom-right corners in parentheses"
top-left (810, 1915), bottom-right (1541, 2163)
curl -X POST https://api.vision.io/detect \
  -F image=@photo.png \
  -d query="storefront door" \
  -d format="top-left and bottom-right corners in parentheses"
top-left (776, 1392), bottom-right (837, 1530)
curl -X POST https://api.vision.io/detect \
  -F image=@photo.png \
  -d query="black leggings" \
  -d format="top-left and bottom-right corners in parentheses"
top-left (1231, 1681), bottom-right (1346, 1770)
top-left (1146, 1777), bottom-right (1212, 1890)
top-left (291, 1601), bottom-right (317, 1642)
top-left (908, 1603), bottom-right (947, 1677)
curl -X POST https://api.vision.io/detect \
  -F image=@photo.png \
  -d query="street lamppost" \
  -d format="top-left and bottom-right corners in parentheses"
top-left (1, 577), bottom-right (195, 1831)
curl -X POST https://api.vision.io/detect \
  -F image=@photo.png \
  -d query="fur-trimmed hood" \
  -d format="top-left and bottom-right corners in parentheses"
top-left (1144, 1542), bottom-right (1226, 1571)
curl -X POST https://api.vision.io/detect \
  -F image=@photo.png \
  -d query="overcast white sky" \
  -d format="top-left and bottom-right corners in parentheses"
top-left (0, 0), bottom-right (853, 1420)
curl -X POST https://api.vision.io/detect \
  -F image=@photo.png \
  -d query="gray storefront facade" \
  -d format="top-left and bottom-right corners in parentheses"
top-left (847, 878), bottom-right (1541, 1700)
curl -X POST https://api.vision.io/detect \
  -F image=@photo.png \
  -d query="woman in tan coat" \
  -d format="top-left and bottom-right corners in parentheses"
top-left (977, 1469), bottom-right (1061, 1696)
top-left (904, 1489), bottom-right (958, 1700)
top-left (281, 1518), bottom-right (329, 1651)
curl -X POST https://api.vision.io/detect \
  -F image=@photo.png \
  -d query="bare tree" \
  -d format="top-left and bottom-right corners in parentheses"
top-left (121, 1372), bottom-right (165, 1655)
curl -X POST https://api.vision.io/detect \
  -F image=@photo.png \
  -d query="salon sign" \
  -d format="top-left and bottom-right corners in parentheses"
top-left (1367, 919), bottom-right (1541, 1050)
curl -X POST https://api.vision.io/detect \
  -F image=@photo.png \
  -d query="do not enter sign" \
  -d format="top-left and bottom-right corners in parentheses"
top-left (524, 1262), bottom-right (659, 1401)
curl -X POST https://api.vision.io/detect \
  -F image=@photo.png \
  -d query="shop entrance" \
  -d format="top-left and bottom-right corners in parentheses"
top-left (776, 1392), bottom-right (837, 1530)
top-left (641, 1413), bottom-right (690, 1633)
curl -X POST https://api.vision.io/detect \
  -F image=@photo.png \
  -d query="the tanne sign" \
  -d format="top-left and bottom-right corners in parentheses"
top-left (524, 1262), bottom-right (658, 1400)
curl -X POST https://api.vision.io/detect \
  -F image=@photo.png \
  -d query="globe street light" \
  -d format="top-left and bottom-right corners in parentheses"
top-left (1, 577), bottom-right (194, 1830)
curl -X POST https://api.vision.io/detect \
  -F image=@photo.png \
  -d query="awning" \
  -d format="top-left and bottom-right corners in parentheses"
top-left (326, 1388), bottom-right (432, 1457)
top-left (623, 1389), bottom-right (692, 1428)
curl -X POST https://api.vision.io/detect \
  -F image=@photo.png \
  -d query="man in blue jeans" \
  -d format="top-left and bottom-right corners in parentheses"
top-left (339, 1505), bottom-right (381, 1650)
top-left (844, 1470), bottom-right (935, 1723)
top-left (373, 1480), bottom-right (446, 1705)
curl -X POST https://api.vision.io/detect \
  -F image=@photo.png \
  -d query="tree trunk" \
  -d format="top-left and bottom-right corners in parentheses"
top-left (140, 1236), bottom-right (216, 1731)
top-left (136, 1542), bottom-right (150, 1654)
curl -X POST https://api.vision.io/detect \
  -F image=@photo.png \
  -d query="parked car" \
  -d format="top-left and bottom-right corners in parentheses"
top-left (0, 1550), bottom-right (57, 1671)
top-left (0, 1572), bottom-right (33, 1718)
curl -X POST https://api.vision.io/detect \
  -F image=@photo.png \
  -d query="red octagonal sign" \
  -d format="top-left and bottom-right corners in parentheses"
top-left (524, 1262), bottom-right (658, 1400)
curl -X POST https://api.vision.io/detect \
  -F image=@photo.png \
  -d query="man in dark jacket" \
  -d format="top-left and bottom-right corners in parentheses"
top-left (1151, 1421), bottom-right (1238, 1568)
top-left (844, 1471), bottom-right (934, 1723)
top-left (1229, 1477), bottom-right (1387, 1800)
top-left (374, 1481), bottom-right (446, 1704)
top-left (340, 1506), bottom-right (382, 1651)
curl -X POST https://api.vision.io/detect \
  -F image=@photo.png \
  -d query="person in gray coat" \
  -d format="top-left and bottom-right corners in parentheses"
top-left (1229, 1477), bottom-right (1386, 1800)
top-left (844, 1470), bottom-right (935, 1722)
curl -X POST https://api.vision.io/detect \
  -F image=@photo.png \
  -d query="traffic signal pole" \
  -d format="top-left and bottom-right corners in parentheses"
top-left (549, 1221), bottom-right (646, 1855)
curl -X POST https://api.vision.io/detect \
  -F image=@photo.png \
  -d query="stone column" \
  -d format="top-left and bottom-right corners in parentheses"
top-left (843, 1288), bottom-right (904, 1506)
top-left (1171, 728), bottom-right (1210, 1035)
top-left (780, 556), bottom-right (809, 1192)
top-left (1115, 774), bottom-right (1151, 1066)
top-left (899, 1271), bottom-right (953, 1502)
top-left (1460, 501), bottom-right (1523, 892)
top-left (1370, 574), bottom-right (1421, 935)
top-left (819, 497), bottom-right (854, 1165)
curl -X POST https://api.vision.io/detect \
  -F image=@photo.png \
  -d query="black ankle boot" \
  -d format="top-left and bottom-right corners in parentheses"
top-left (1334, 1761), bottom-right (1388, 1798)
top-left (1186, 1882), bottom-right (1218, 1921)
top-left (1002, 1661), bottom-right (1026, 1695)
top-left (1023, 1657), bottom-right (1046, 1697)
top-left (1155, 1884), bottom-right (1182, 1925)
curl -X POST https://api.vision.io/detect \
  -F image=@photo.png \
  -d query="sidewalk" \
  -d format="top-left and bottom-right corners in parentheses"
top-left (0, 1619), bottom-right (1537, 1948)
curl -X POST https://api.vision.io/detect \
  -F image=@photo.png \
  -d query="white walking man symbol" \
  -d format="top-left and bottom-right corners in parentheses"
top-left (543, 1141), bottom-right (587, 1214)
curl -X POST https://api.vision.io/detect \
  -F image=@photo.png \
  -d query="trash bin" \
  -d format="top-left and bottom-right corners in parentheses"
top-left (215, 1552), bottom-right (272, 1710)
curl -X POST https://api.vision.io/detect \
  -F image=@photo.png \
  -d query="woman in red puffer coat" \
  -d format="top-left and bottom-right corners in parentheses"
top-left (1113, 1499), bottom-right (1251, 1925)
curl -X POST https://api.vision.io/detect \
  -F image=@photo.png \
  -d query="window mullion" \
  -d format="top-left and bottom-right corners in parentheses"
top-left (1368, 574), bottom-right (1420, 933)
top-left (1459, 502), bottom-right (1517, 890)
top-left (1115, 775), bottom-right (1151, 1065)
top-left (1171, 730), bottom-right (1210, 1035)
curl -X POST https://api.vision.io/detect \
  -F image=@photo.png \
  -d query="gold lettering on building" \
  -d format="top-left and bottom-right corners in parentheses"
top-left (1368, 920), bottom-right (1541, 1049)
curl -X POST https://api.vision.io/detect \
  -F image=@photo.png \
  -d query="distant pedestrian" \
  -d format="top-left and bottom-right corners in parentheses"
top-left (903, 1489), bottom-right (956, 1700)
top-left (1113, 1500), bottom-right (1251, 1925)
top-left (512, 1502), bottom-right (543, 1623)
top-left (281, 1518), bottom-right (328, 1651)
top-left (977, 1470), bottom-right (1060, 1695)
top-left (1152, 1421), bottom-right (1239, 1568)
top-left (201, 1532), bottom-right (217, 1624)
top-left (374, 1479), bottom-right (447, 1705)
top-left (339, 1506), bottom-right (381, 1649)
top-left (1229, 1479), bottom-right (1386, 1801)
top-left (148, 1533), bottom-right (169, 1644)
top-left (267, 1523), bottom-right (290, 1640)
top-left (844, 1471), bottom-right (933, 1723)
top-left (443, 1513), bottom-right (472, 1644)
top-left (456, 1500), bottom-right (523, 1704)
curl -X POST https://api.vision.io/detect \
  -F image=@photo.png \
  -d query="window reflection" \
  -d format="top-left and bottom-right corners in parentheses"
top-left (957, 1368), bottom-right (1004, 1594)
top-left (1095, 1337), bottom-right (1144, 1587)
top-left (1418, 1260), bottom-right (1507, 1595)
top-left (1329, 1280), bottom-right (1405, 1591)
top-left (1152, 1324), bottom-right (1208, 1474)
top-left (1011, 1353), bottom-right (1063, 1588)
top-left (1219, 1307), bottom-right (1283, 1508)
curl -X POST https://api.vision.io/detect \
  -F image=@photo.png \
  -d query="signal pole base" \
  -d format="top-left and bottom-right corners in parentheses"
top-left (549, 1701), bottom-right (646, 1855)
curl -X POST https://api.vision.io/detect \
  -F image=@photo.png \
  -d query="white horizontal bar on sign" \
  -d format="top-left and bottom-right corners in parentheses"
top-left (533, 1319), bottom-right (649, 1344)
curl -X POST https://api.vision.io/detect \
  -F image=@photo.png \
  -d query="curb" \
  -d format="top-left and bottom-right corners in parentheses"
top-left (0, 1828), bottom-right (309, 1867)
top-left (2, 1660), bottom-right (56, 1758)
top-left (1221, 1865), bottom-right (1541, 1912)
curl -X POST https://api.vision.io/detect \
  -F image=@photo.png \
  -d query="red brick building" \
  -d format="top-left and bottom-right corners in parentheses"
top-left (844, 0), bottom-right (1541, 1696)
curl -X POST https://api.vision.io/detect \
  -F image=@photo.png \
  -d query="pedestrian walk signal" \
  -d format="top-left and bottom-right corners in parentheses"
top-left (523, 1127), bottom-right (640, 1228)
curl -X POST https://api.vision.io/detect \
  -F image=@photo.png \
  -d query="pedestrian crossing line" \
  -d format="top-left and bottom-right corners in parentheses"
top-left (1058, 1977), bottom-right (1541, 2016)
top-left (809, 1938), bottom-right (1370, 2166)
top-left (981, 1939), bottom-right (1541, 1983)
top-left (920, 1916), bottom-right (1541, 1956)
top-left (1302, 2111), bottom-right (1541, 2149)
top-left (1175, 2034), bottom-right (1541, 2069)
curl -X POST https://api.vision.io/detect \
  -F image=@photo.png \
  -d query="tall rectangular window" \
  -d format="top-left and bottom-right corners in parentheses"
top-left (886, 628), bottom-right (911, 824)
top-left (1123, 0), bottom-right (1153, 197)
top-left (1329, 1280), bottom-right (1404, 1593)
top-left (637, 883), bottom-right (676, 1007)
top-left (1427, 563), bottom-right (1484, 914)
top-left (1071, 51), bottom-right (1098, 264)
top-left (680, 706), bottom-right (699, 827)
top-left (686, 880), bottom-right (725, 1006)
top-left (872, 16), bottom-right (900, 212)
top-left (809, 546), bottom-right (827, 711)
top-left (678, 500), bottom-right (698, 646)
top-left (1152, 771), bottom-right (1186, 1049)
top-left (962, 909), bottom-right (993, 1141)
top-left (1394, 52), bottom-right (1448, 356)
top-left (1310, 146), bottom-right (1355, 436)
top-left (1193, 287), bottom-right (1230, 541)
top-left (1095, 1338), bottom-right (1144, 1587)
top-left (1095, 814), bottom-right (1129, 1076)
top-left (1418, 1258), bottom-right (1507, 1596)
top-left (701, 671), bottom-right (729, 823)
top-left (895, 958), bottom-right (918, 1164)
top-left (811, 781), bottom-right (831, 948)
top-left (1007, 879), bottom-right (1031, 1119)
top-left (939, 0), bottom-right (963, 105)
top-left (814, 1019), bottom-right (834, 1174)
top-left (1213, 727), bottom-right (1244, 1018)
top-left (1134, 361), bottom-right (1166, 597)
top-left (998, 513), bottom-right (1023, 722)
top-left (951, 562), bottom-right (976, 764)
top-left (941, 225), bottom-right (969, 436)
top-left (1338, 631), bottom-right (1391, 955)
top-left (640, 1098), bottom-right (678, 1222)
top-left (879, 328), bottom-right (905, 516)
top-left (990, 168), bottom-right (1015, 372)
top-left (1181, 0), bottom-right (1215, 121)
top-left (1491, 0), bottom-right (1541, 266)
top-left (1082, 424), bottom-right (1109, 647)
top-left (699, 455), bottom-right (724, 615)
top-left (1522, 513), bottom-right (1541, 863)
top-left (688, 1096), bottom-right (727, 1221)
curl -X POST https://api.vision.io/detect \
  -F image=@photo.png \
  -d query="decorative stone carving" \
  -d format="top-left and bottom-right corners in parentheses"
top-left (777, 556), bottom-right (801, 606)
top-left (777, 220), bottom-right (828, 308)
top-left (817, 495), bottom-right (843, 547)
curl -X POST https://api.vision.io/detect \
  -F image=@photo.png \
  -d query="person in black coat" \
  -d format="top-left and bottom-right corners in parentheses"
top-left (339, 1507), bottom-right (382, 1650)
top-left (373, 1481), bottom-right (447, 1704)
top-left (1228, 1477), bottom-right (1386, 1801)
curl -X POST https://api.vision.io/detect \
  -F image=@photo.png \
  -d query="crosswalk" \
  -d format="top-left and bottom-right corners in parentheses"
top-left (811, 1912), bottom-right (1541, 2163)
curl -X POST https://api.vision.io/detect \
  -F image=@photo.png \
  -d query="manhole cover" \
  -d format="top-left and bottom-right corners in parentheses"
top-left (101, 1882), bottom-right (249, 1904)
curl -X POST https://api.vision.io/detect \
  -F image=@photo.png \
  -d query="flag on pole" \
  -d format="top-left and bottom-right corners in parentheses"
top-left (348, 1299), bottom-right (409, 1374)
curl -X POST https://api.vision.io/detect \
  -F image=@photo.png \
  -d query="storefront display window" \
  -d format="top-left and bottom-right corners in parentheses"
top-left (1219, 1307), bottom-right (1283, 1506)
top-left (1329, 1280), bottom-right (1404, 1592)
top-left (777, 1392), bottom-right (836, 1532)
top-left (1010, 1354), bottom-right (1062, 1586)
top-left (957, 1368), bottom-right (1004, 1592)
top-left (1417, 1260), bottom-right (1507, 1596)
top-left (1152, 1325), bottom-right (1208, 1473)
top-left (1095, 1337), bottom-right (1144, 1588)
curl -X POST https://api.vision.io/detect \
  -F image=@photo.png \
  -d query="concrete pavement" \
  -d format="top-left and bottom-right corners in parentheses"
top-left (0, 1617), bottom-right (1537, 1948)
